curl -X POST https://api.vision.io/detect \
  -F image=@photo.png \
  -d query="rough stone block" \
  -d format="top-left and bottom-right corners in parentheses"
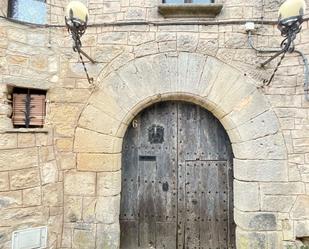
top-left (82, 197), bottom-right (97, 223)
top-left (41, 161), bottom-right (58, 185)
top-left (0, 148), bottom-right (38, 171)
top-left (0, 102), bottom-right (12, 117)
top-left (64, 196), bottom-right (83, 223)
top-left (177, 33), bottom-right (198, 52)
top-left (100, 72), bottom-right (140, 113)
top-left (49, 104), bottom-right (82, 136)
top-left (78, 104), bottom-right (122, 136)
top-left (42, 183), bottom-right (63, 206)
top-left (0, 117), bottom-right (13, 129)
top-left (9, 168), bottom-right (40, 190)
top-left (64, 172), bottom-right (96, 196)
top-left (72, 227), bottom-right (96, 249)
top-left (22, 187), bottom-right (41, 206)
top-left (48, 88), bottom-right (91, 103)
top-left (61, 224), bottom-right (73, 248)
top-left (234, 159), bottom-right (288, 182)
top-left (125, 7), bottom-right (146, 20)
top-left (97, 171), bottom-right (121, 196)
top-left (291, 196), bottom-right (309, 219)
top-left (59, 153), bottom-right (76, 170)
top-left (128, 32), bottom-right (155, 46)
top-left (39, 146), bottom-right (55, 162)
top-left (0, 133), bottom-right (17, 149)
top-left (113, 62), bottom-right (151, 102)
top-left (134, 41), bottom-right (158, 57)
top-left (98, 32), bottom-right (128, 45)
top-left (200, 56), bottom-right (226, 98)
top-left (221, 91), bottom-right (270, 130)
top-left (35, 133), bottom-right (52, 147)
top-left (96, 223), bottom-right (120, 249)
top-left (260, 182), bottom-right (305, 195)
top-left (56, 138), bottom-right (73, 152)
top-left (262, 195), bottom-right (296, 212)
top-left (6, 55), bottom-right (28, 65)
top-left (77, 153), bottom-right (121, 172)
top-left (236, 228), bottom-right (282, 249)
top-left (30, 55), bottom-right (48, 71)
top-left (177, 52), bottom-right (208, 94)
top-left (234, 180), bottom-right (260, 211)
top-left (232, 133), bottom-right (287, 160)
top-left (74, 128), bottom-right (121, 153)
top-left (0, 171), bottom-right (9, 191)
top-left (0, 190), bottom-right (22, 209)
top-left (235, 209), bottom-right (278, 231)
top-left (235, 110), bottom-right (279, 142)
top-left (281, 219), bottom-right (294, 241)
top-left (17, 133), bottom-right (36, 148)
top-left (288, 154), bottom-right (305, 164)
top-left (213, 78), bottom-right (256, 119)
top-left (0, 206), bottom-right (48, 226)
top-left (206, 63), bottom-right (241, 106)
top-left (295, 220), bottom-right (309, 238)
top-left (96, 196), bottom-right (120, 224)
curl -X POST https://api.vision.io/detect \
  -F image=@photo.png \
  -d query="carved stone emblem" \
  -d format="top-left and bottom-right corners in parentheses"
top-left (148, 125), bottom-right (164, 144)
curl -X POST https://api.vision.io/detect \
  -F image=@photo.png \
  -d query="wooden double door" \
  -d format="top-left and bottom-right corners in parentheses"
top-left (120, 101), bottom-right (235, 249)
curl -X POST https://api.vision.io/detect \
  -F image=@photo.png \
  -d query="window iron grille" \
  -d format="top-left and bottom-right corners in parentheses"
top-left (12, 88), bottom-right (46, 128)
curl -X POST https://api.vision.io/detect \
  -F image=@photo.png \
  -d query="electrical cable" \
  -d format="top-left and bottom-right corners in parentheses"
top-left (295, 49), bottom-right (309, 101)
top-left (248, 30), bottom-right (281, 53)
top-left (1, 7), bottom-right (309, 99)
top-left (1, 14), bottom-right (309, 29)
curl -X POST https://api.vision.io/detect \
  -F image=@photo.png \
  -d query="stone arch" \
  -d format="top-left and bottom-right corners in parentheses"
top-left (73, 52), bottom-right (288, 248)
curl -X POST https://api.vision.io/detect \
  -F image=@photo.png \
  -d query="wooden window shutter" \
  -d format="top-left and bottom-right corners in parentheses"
top-left (12, 89), bottom-right (46, 128)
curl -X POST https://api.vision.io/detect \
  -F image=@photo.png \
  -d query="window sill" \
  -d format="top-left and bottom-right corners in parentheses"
top-left (3, 128), bottom-right (50, 134)
top-left (158, 3), bottom-right (223, 18)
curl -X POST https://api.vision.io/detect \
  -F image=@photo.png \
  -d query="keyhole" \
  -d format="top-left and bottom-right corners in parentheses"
top-left (162, 182), bottom-right (169, 192)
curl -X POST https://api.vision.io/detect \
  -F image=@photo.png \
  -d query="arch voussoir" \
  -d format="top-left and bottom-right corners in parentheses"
top-left (73, 51), bottom-right (287, 249)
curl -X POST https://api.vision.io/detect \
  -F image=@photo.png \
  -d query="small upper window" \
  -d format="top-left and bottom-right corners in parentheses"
top-left (163, 0), bottom-right (214, 3)
top-left (11, 87), bottom-right (47, 128)
top-left (8, 0), bottom-right (47, 24)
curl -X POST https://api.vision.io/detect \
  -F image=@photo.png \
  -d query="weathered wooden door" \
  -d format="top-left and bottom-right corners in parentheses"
top-left (120, 101), bottom-right (235, 249)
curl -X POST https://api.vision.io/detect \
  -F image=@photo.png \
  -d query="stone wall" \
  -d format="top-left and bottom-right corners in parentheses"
top-left (0, 0), bottom-right (309, 249)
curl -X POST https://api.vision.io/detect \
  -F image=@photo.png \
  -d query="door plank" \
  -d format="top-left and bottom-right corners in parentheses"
top-left (120, 101), bottom-right (235, 249)
top-left (138, 156), bottom-right (157, 247)
top-left (185, 161), bottom-right (201, 248)
top-left (120, 220), bottom-right (138, 249)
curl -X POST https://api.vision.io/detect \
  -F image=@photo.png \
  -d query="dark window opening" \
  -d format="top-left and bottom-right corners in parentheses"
top-left (8, 0), bottom-right (47, 24)
top-left (11, 87), bottom-right (47, 128)
top-left (163, 0), bottom-right (214, 3)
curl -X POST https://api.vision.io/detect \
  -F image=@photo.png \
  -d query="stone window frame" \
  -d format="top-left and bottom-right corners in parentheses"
top-left (162, 0), bottom-right (215, 3)
top-left (158, 0), bottom-right (223, 18)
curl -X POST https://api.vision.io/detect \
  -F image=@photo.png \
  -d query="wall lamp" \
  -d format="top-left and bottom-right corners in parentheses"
top-left (261, 0), bottom-right (306, 67)
top-left (65, 1), bottom-right (95, 84)
top-left (247, 0), bottom-right (309, 100)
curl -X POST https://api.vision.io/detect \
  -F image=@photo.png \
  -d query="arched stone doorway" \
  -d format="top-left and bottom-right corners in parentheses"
top-left (74, 52), bottom-right (287, 248)
top-left (120, 101), bottom-right (235, 249)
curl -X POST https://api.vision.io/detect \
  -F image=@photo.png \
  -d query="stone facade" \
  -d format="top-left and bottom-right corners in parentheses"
top-left (0, 0), bottom-right (309, 248)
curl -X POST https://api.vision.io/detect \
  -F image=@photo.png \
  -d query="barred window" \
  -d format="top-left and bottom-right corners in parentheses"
top-left (12, 88), bottom-right (46, 128)
top-left (8, 0), bottom-right (47, 24)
